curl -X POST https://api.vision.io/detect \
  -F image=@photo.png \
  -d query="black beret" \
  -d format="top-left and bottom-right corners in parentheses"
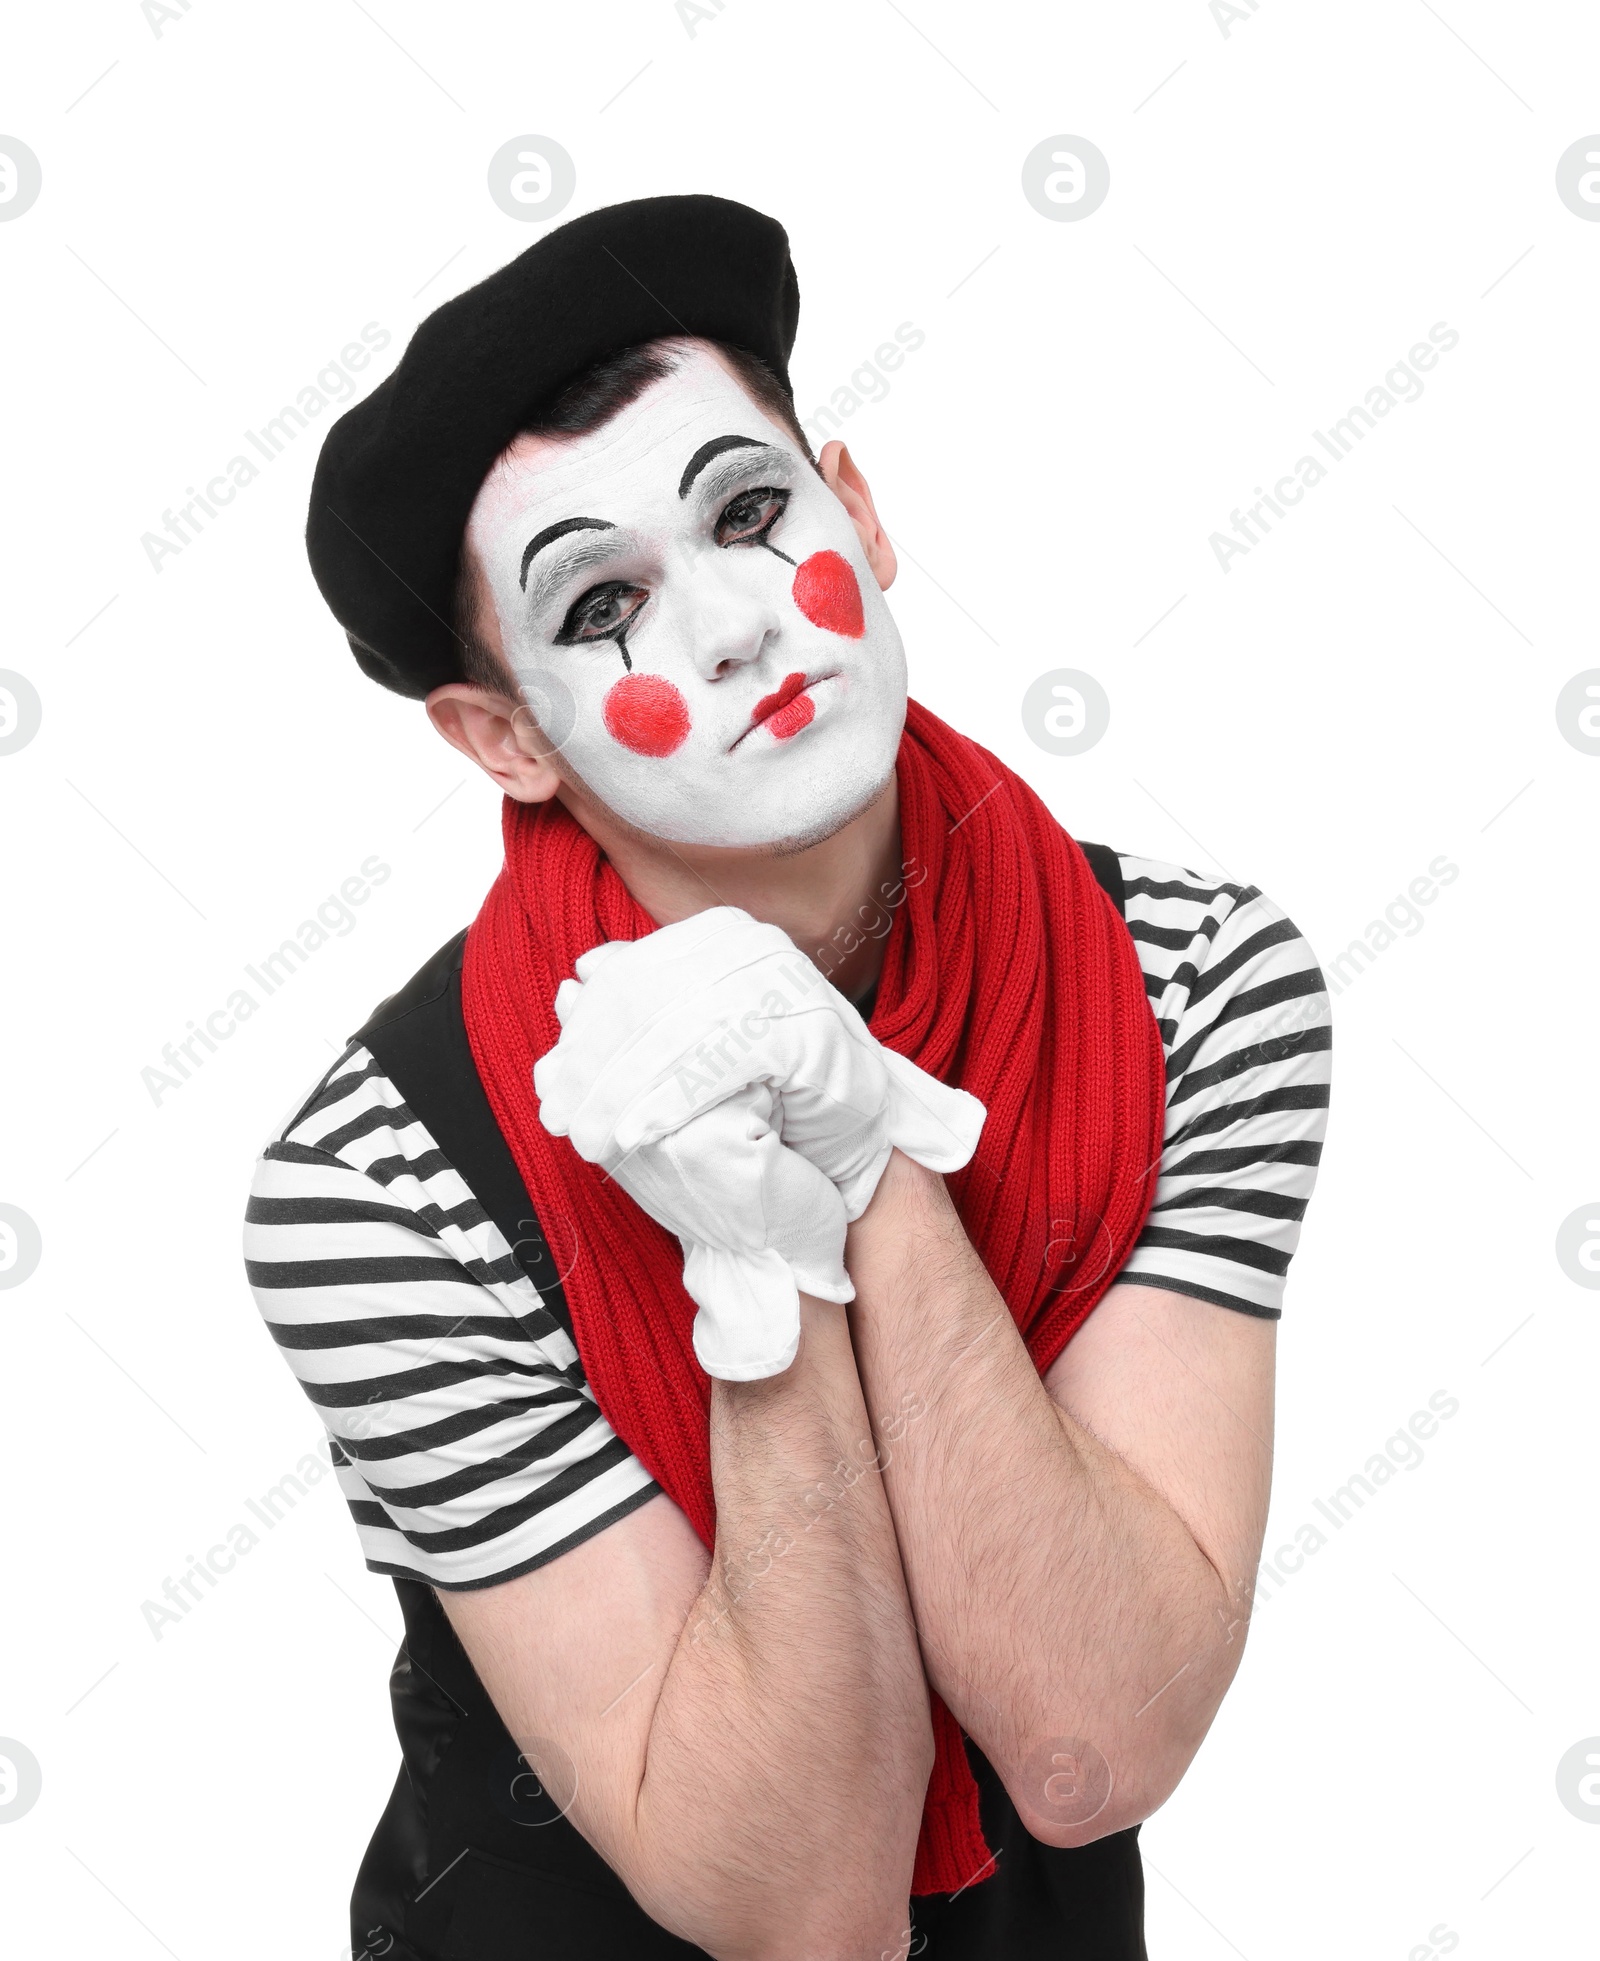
top-left (306, 194), bottom-right (801, 697)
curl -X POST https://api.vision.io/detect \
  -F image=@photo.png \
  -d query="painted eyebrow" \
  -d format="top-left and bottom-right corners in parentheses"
top-left (522, 528), bottom-right (634, 620)
top-left (520, 516), bottom-right (616, 592)
top-left (677, 435), bottom-right (780, 500)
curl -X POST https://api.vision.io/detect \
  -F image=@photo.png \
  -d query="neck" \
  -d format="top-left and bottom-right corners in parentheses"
top-left (555, 775), bottom-right (903, 1003)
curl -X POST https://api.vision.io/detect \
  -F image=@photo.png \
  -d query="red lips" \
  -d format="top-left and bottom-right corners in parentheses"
top-left (748, 670), bottom-right (815, 741)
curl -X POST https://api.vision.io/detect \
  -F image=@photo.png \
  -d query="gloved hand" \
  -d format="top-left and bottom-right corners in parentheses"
top-left (587, 1079), bottom-right (850, 1379)
top-left (534, 907), bottom-right (986, 1378)
top-left (537, 906), bottom-right (985, 1214)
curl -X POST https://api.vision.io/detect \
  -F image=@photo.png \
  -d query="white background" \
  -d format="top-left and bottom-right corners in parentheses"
top-left (3, 1), bottom-right (1597, 1955)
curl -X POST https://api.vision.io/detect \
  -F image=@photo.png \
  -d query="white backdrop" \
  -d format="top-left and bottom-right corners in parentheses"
top-left (4, 2), bottom-right (1597, 1955)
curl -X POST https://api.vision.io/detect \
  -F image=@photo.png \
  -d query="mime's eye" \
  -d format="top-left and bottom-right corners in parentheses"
top-left (555, 581), bottom-right (649, 652)
top-left (716, 487), bottom-right (790, 547)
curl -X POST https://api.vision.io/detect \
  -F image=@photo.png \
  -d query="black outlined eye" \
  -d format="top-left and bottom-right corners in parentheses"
top-left (715, 487), bottom-right (790, 548)
top-left (555, 582), bottom-right (648, 668)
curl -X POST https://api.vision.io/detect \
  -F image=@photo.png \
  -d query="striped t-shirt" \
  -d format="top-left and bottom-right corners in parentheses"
top-left (243, 852), bottom-right (1331, 1591)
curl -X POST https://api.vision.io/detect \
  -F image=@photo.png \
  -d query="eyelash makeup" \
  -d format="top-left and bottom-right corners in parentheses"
top-left (553, 581), bottom-right (648, 669)
top-left (716, 485), bottom-right (794, 564)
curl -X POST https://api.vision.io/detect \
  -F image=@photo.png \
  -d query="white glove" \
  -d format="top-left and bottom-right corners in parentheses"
top-left (534, 908), bottom-right (986, 1378)
top-left (592, 1081), bottom-right (849, 1380)
top-left (536, 908), bottom-right (984, 1213)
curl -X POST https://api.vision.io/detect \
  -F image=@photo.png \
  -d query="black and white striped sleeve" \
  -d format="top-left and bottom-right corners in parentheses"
top-left (1115, 855), bottom-right (1332, 1318)
top-left (243, 1044), bottom-right (661, 1589)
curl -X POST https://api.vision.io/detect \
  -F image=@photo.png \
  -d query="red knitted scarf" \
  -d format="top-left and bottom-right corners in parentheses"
top-left (461, 697), bottom-right (1166, 1895)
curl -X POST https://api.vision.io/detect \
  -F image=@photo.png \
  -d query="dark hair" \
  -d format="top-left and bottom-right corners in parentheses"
top-left (452, 338), bottom-right (815, 696)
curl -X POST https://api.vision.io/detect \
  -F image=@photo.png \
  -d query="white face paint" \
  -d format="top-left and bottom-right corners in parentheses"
top-left (464, 345), bottom-right (909, 849)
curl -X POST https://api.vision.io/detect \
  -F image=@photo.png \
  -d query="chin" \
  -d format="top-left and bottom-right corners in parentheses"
top-left (566, 694), bottom-right (907, 853)
top-left (634, 768), bottom-right (891, 851)
top-left (679, 712), bottom-right (902, 852)
top-left (758, 769), bottom-right (896, 856)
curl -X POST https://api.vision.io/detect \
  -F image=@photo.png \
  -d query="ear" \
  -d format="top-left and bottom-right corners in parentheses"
top-left (817, 441), bottom-right (897, 591)
top-left (425, 682), bottom-right (564, 804)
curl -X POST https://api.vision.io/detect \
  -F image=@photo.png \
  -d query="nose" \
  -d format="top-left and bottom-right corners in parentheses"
top-left (673, 556), bottom-right (783, 683)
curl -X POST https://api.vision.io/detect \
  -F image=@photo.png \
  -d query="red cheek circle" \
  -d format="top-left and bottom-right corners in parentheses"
top-left (791, 549), bottom-right (865, 638)
top-left (601, 674), bottom-right (691, 757)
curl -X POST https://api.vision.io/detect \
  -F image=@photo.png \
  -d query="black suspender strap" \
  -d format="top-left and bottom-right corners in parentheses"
top-left (1076, 838), bottom-right (1126, 917)
top-left (352, 928), bottom-right (576, 1340)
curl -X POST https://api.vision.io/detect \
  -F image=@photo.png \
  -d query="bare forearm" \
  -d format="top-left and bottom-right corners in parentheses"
top-left (845, 1157), bottom-right (1249, 1842)
top-left (632, 1293), bottom-right (933, 1959)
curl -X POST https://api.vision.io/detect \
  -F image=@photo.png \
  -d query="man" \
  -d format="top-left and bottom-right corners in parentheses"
top-left (245, 195), bottom-right (1330, 1960)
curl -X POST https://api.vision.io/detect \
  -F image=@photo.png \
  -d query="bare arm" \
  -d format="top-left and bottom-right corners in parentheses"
top-left (438, 1292), bottom-right (934, 1961)
top-left (843, 1151), bottom-right (1275, 1847)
